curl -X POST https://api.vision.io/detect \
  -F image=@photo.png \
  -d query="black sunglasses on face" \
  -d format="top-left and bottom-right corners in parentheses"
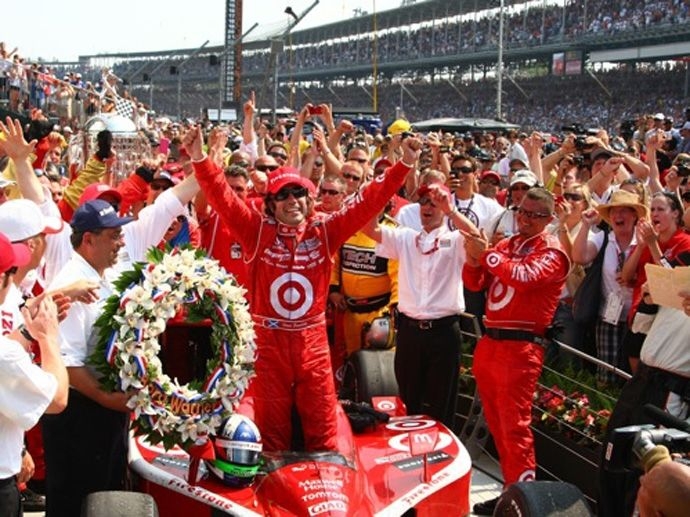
top-left (563, 193), bottom-right (584, 202)
top-left (342, 172), bottom-right (362, 181)
top-left (450, 166), bottom-right (474, 175)
top-left (517, 207), bottom-right (550, 219)
top-left (510, 184), bottom-right (530, 192)
top-left (269, 152), bottom-right (287, 160)
top-left (319, 188), bottom-right (341, 196)
top-left (256, 164), bottom-right (279, 172)
top-left (274, 186), bottom-right (308, 201)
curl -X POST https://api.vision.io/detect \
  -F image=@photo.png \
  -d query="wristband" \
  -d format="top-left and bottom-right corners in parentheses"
top-left (19, 324), bottom-right (37, 343)
top-left (400, 159), bottom-right (416, 169)
top-left (191, 154), bottom-right (208, 164)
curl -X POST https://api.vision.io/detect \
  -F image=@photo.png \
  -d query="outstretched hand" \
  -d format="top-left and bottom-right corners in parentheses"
top-left (0, 116), bottom-right (37, 161)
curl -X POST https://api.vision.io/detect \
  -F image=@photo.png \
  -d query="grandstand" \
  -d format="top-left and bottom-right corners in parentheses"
top-left (43, 0), bottom-right (690, 130)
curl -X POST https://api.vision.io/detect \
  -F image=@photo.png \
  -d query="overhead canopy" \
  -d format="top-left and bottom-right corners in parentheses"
top-left (411, 117), bottom-right (520, 133)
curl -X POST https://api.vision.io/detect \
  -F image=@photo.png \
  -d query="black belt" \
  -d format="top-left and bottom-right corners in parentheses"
top-left (346, 293), bottom-right (391, 314)
top-left (399, 313), bottom-right (459, 330)
top-left (0, 475), bottom-right (16, 488)
top-left (485, 327), bottom-right (549, 346)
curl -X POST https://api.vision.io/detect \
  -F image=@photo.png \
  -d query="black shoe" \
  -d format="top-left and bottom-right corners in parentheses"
top-left (473, 495), bottom-right (500, 516)
top-left (20, 488), bottom-right (46, 512)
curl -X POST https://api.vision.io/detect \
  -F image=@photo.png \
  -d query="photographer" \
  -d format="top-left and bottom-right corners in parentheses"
top-left (636, 444), bottom-right (690, 517)
top-left (599, 284), bottom-right (690, 516)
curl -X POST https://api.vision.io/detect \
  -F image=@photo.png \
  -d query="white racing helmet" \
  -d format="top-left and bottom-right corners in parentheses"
top-left (206, 414), bottom-right (262, 487)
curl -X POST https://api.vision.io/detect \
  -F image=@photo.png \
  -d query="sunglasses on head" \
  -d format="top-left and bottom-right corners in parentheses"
top-left (563, 192), bottom-right (584, 202)
top-left (274, 186), bottom-right (308, 202)
top-left (517, 207), bottom-right (550, 219)
top-left (256, 164), bottom-right (279, 173)
top-left (314, 160), bottom-right (324, 167)
top-left (450, 166), bottom-right (474, 175)
top-left (319, 188), bottom-right (341, 196)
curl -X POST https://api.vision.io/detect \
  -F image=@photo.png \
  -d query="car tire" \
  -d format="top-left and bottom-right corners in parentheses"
top-left (341, 349), bottom-right (398, 403)
top-left (494, 481), bottom-right (592, 516)
top-left (81, 491), bottom-right (159, 517)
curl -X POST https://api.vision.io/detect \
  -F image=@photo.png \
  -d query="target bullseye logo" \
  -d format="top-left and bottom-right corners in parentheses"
top-left (487, 279), bottom-right (514, 311)
top-left (270, 272), bottom-right (314, 319)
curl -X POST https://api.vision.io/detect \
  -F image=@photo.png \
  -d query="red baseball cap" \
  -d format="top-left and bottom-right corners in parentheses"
top-left (78, 183), bottom-right (123, 206)
top-left (417, 183), bottom-right (451, 197)
top-left (480, 170), bottom-right (501, 183)
top-left (0, 232), bottom-right (30, 273)
top-left (267, 167), bottom-right (316, 196)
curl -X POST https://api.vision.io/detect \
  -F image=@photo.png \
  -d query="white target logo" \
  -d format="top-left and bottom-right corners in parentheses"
top-left (388, 431), bottom-right (453, 453)
top-left (487, 279), bottom-right (515, 311)
top-left (385, 418), bottom-right (436, 432)
top-left (270, 273), bottom-right (314, 319)
top-left (486, 252), bottom-right (501, 268)
top-left (374, 399), bottom-right (397, 412)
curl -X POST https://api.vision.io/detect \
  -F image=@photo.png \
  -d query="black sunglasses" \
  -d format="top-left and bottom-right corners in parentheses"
top-left (319, 188), bottom-right (341, 196)
top-left (450, 166), bottom-right (475, 175)
top-left (274, 186), bottom-right (308, 201)
top-left (269, 151), bottom-right (288, 160)
top-left (256, 164), bottom-right (279, 173)
top-left (563, 193), bottom-right (584, 202)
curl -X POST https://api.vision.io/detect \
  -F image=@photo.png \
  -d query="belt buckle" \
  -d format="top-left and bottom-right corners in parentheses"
top-left (419, 320), bottom-right (432, 330)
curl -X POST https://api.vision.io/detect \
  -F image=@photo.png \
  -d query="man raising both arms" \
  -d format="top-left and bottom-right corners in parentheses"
top-left (187, 125), bottom-right (422, 453)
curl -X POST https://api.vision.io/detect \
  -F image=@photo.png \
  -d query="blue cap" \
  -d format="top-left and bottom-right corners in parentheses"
top-left (71, 199), bottom-right (133, 232)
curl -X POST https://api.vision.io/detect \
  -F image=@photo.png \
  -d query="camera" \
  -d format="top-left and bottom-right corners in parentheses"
top-left (575, 135), bottom-right (588, 151)
top-left (307, 105), bottom-right (323, 116)
top-left (605, 424), bottom-right (690, 472)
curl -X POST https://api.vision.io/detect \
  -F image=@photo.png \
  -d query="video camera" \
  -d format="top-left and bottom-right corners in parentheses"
top-left (604, 404), bottom-right (690, 472)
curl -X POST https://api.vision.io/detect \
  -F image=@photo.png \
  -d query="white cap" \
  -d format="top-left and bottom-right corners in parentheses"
top-left (653, 113), bottom-right (665, 121)
top-left (681, 122), bottom-right (690, 131)
top-left (510, 169), bottom-right (539, 187)
top-left (0, 199), bottom-right (64, 242)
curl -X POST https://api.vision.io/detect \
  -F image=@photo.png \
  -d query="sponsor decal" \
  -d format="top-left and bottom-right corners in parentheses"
top-left (399, 470), bottom-right (451, 507)
top-left (388, 431), bottom-right (453, 453)
top-left (270, 272), bottom-right (314, 318)
top-left (385, 418), bottom-right (436, 432)
top-left (393, 451), bottom-right (452, 472)
top-left (518, 469), bottom-right (536, 482)
top-left (308, 500), bottom-right (348, 515)
top-left (487, 279), bottom-right (515, 311)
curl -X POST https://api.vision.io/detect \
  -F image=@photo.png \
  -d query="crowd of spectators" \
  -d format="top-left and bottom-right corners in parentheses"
top-left (240, 0), bottom-right (689, 73)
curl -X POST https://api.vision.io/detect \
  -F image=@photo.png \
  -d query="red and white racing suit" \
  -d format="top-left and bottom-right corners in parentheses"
top-left (463, 232), bottom-right (569, 485)
top-left (195, 157), bottom-right (412, 452)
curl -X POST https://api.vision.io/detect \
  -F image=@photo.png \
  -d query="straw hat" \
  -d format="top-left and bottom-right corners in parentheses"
top-left (596, 189), bottom-right (649, 225)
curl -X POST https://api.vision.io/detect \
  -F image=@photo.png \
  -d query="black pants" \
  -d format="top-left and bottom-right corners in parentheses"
top-left (42, 389), bottom-right (128, 517)
top-left (394, 314), bottom-right (462, 428)
top-left (0, 477), bottom-right (20, 517)
top-left (598, 363), bottom-right (690, 517)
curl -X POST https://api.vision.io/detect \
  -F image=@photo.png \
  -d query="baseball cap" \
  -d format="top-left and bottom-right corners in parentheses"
top-left (417, 183), bottom-right (451, 198)
top-left (78, 183), bottom-right (122, 206)
top-left (266, 167), bottom-right (315, 196)
top-left (0, 232), bottom-right (30, 273)
top-left (590, 148), bottom-right (615, 162)
top-left (71, 199), bottom-right (133, 232)
top-left (681, 122), bottom-right (690, 131)
top-left (373, 157), bottom-right (393, 171)
top-left (387, 119), bottom-right (411, 136)
top-left (653, 113), bottom-right (665, 121)
top-left (510, 170), bottom-right (538, 188)
top-left (151, 170), bottom-right (179, 187)
top-left (0, 199), bottom-right (64, 241)
top-left (480, 170), bottom-right (501, 183)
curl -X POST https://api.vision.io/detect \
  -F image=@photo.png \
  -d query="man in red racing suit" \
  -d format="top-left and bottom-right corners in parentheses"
top-left (462, 187), bottom-right (569, 513)
top-left (188, 127), bottom-right (421, 452)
